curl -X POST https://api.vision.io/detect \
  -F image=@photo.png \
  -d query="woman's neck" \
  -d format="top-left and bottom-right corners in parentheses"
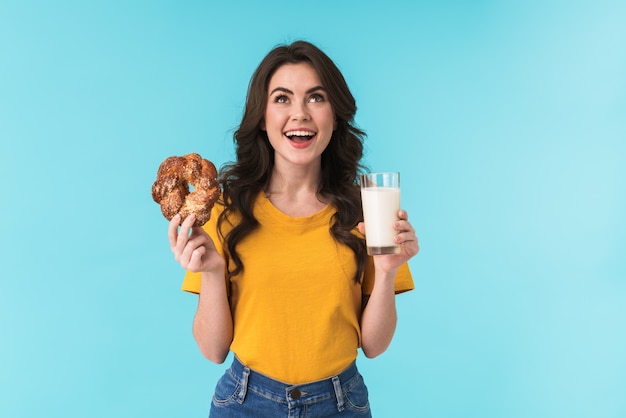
top-left (265, 165), bottom-right (327, 216)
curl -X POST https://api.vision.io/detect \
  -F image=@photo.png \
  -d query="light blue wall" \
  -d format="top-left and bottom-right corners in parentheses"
top-left (1, 1), bottom-right (624, 416)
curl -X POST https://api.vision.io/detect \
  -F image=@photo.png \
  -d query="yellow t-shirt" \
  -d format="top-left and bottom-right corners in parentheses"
top-left (182, 193), bottom-right (413, 384)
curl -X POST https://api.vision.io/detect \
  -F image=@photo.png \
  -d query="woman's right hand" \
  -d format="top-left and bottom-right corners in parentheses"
top-left (168, 214), bottom-right (225, 274)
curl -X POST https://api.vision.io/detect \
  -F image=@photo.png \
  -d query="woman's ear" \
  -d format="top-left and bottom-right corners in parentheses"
top-left (260, 119), bottom-right (266, 131)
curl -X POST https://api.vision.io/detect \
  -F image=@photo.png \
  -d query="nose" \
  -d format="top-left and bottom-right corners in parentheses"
top-left (291, 102), bottom-right (310, 121)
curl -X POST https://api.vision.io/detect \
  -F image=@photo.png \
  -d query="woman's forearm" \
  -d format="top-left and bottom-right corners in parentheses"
top-left (360, 269), bottom-right (398, 358)
top-left (192, 271), bottom-right (233, 364)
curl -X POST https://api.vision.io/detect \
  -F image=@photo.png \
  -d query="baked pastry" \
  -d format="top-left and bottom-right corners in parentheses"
top-left (152, 153), bottom-right (219, 226)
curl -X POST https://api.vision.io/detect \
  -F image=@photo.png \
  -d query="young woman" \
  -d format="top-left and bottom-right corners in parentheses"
top-left (168, 40), bottom-right (419, 417)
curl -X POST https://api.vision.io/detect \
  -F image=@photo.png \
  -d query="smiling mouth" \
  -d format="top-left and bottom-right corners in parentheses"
top-left (285, 130), bottom-right (316, 143)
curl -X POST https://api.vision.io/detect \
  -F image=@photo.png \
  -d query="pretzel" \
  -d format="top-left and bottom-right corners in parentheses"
top-left (151, 153), bottom-right (219, 226)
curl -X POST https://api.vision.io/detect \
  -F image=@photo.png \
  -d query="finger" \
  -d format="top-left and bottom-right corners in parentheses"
top-left (393, 220), bottom-right (415, 234)
top-left (187, 246), bottom-right (207, 271)
top-left (176, 214), bottom-right (196, 248)
top-left (168, 214), bottom-right (182, 250)
top-left (177, 240), bottom-right (196, 268)
top-left (178, 232), bottom-right (208, 263)
top-left (395, 233), bottom-right (420, 257)
top-left (186, 232), bottom-right (210, 253)
top-left (357, 222), bottom-right (365, 235)
top-left (395, 231), bottom-right (417, 244)
top-left (404, 240), bottom-right (420, 257)
top-left (397, 209), bottom-right (408, 220)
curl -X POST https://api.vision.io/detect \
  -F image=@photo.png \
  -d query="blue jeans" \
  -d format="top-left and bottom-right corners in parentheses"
top-left (209, 356), bottom-right (372, 417)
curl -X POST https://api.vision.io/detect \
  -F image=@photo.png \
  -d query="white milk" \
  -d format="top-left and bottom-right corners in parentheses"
top-left (361, 186), bottom-right (400, 252)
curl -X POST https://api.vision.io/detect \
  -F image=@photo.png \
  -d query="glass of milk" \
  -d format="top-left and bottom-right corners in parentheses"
top-left (360, 172), bottom-right (401, 255)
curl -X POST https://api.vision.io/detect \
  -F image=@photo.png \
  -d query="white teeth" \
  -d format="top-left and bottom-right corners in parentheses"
top-left (285, 130), bottom-right (315, 138)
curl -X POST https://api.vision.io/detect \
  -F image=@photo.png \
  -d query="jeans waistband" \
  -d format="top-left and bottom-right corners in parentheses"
top-left (228, 356), bottom-right (360, 411)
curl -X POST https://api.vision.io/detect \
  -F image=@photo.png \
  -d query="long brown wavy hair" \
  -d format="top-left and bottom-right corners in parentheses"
top-left (217, 40), bottom-right (368, 283)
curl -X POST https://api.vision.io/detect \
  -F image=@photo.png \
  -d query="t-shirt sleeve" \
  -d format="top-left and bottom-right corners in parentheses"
top-left (361, 257), bottom-right (414, 295)
top-left (181, 271), bottom-right (202, 294)
top-left (181, 203), bottom-right (228, 294)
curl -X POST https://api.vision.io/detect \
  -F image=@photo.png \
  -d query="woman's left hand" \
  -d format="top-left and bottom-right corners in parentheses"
top-left (358, 209), bottom-right (420, 273)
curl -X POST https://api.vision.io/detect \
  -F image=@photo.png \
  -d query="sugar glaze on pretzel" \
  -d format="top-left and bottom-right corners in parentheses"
top-left (152, 153), bottom-right (219, 226)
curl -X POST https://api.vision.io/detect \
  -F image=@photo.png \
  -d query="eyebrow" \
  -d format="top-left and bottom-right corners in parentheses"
top-left (269, 85), bottom-right (326, 96)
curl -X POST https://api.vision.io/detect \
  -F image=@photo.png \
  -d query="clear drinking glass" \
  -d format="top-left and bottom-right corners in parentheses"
top-left (360, 172), bottom-right (401, 255)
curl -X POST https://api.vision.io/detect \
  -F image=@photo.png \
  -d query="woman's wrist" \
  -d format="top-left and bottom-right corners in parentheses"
top-left (200, 269), bottom-right (226, 287)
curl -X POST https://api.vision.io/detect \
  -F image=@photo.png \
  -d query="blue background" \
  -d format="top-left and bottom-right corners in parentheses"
top-left (1, 1), bottom-right (625, 417)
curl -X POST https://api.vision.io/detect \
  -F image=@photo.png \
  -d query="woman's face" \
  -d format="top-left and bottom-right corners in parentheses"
top-left (261, 62), bottom-right (336, 170)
